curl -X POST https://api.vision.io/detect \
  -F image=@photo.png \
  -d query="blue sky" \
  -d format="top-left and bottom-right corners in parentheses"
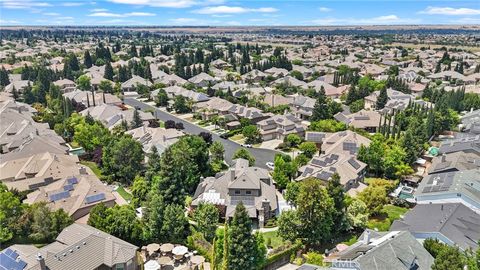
top-left (1, 0), bottom-right (479, 26)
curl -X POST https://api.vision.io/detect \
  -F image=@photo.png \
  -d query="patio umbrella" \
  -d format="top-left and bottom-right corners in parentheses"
top-left (190, 255), bottom-right (205, 265)
top-left (144, 260), bottom-right (161, 270)
top-left (172, 245), bottom-right (188, 256)
top-left (147, 243), bottom-right (161, 255)
top-left (160, 243), bottom-right (174, 253)
top-left (158, 256), bottom-right (172, 266)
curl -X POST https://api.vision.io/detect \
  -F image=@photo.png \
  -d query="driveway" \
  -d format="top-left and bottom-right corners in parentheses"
top-left (124, 98), bottom-right (280, 168)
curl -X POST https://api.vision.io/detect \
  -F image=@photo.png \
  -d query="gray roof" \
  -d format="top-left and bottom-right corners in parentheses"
top-left (429, 151), bottom-right (480, 174)
top-left (415, 169), bottom-right (480, 210)
top-left (439, 135), bottom-right (480, 155)
top-left (333, 230), bottom-right (433, 270)
top-left (391, 203), bottom-right (480, 251)
top-left (192, 158), bottom-right (277, 218)
top-left (4, 223), bottom-right (138, 270)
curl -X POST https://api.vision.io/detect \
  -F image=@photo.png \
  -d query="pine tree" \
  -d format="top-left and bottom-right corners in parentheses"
top-left (221, 222), bottom-right (229, 270)
top-left (376, 87), bottom-right (388, 109)
top-left (0, 67), bottom-right (10, 87)
top-left (310, 87), bottom-right (330, 121)
top-left (227, 203), bottom-right (258, 270)
top-left (84, 50), bottom-right (93, 68)
top-left (130, 109), bottom-right (143, 129)
top-left (104, 61), bottom-right (114, 81)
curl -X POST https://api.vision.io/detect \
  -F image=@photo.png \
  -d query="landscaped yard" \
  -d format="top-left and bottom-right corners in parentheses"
top-left (116, 186), bottom-right (133, 201)
top-left (80, 161), bottom-right (103, 178)
top-left (230, 134), bottom-right (245, 142)
top-left (367, 204), bottom-right (409, 231)
top-left (261, 231), bottom-right (286, 249)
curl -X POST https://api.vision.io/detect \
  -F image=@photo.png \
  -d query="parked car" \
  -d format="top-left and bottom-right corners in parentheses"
top-left (266, 162), bottom-right (275, 170)
top-left (219, 133), bottom-right (229, 139)
top-left (242, 144), bottom-right (252, 148)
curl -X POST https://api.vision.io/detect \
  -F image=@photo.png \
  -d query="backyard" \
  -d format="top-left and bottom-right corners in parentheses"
top-left (367, 204), bottom-right (409, 231)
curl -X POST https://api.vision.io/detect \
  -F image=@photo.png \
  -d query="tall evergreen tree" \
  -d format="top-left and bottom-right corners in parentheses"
top-left (376, 87), bottom-right (388, 109)
top-left (227, 203), bottom-right (259, 270)
top-left (104, 61), bottom-right (114, 81)
top-left (327, 173), bottom-right (346, 233)
top-left (0, 67), bottom-right (10, 87)
top-left (84, 50), bottom-right (93, 68)
top-left (310, 87), bottom-right (330, 121)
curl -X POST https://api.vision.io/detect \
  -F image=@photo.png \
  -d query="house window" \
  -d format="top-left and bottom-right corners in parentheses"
top-left (115, 264), bottom-right (125, 270)
top-left (235, 190), bottom-right (240, 195)
top-left (246, 190), bottom-right (252, 195)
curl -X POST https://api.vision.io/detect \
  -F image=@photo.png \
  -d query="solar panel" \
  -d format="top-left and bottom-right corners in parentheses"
top-left (67, 177), bottom-right (78, 184)
top-left (50, 191), bottom-right (70, 202)
top-left (318, 171), bottom-right (333, 180)
top-left (63, 184), bottom-right (74, 191)
top-left (348, 159), bottom-right (361, 170)
top-left (85, 193), bottom-right (106, 204)
top-left (0, 250), bottom-right (27, 270)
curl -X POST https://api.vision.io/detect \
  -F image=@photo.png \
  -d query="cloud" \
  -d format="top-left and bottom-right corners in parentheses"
top-left (318, 7), bottom-right (332, 12)
top-left (169, 17), bottom-right (212, 25)
top-left (309, 15), bottom-right (420, 25)
top-left (108, 0), bottom-right (200, 8)
top-left (193, 5), bottom-right (278, 14)
top-left (61, 2), bottom-right (84, 6)
top-left (419, 6), bottom-right (480, 16)
top-left (2, 1), bottom-right (51, 9)
top-left (88, 12), bottom-right (156, 17)
top-left (43, 12), bottom-right (60, 16)
top-left (91, 8), bottom-right (109, 12)
top-left (452, 17), bottom-right (480, 24)
top-left (0, 19), bottom-right (21, 24)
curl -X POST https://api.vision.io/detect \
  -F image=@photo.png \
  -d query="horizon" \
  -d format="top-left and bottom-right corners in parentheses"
top-left (1, 0), bottom-right (480, 27)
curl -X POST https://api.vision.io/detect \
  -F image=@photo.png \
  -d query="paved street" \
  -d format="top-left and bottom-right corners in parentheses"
top-left (124, 98), bottom-right (279, 169)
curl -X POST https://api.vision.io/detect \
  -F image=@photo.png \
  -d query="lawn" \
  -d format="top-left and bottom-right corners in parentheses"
top-left (80, 161), bottom-right (103, 178)
top-left (230, 134), bottom-right (245, 142)
top-left (116, 186), bottom-right (133, 201)
top-left (261, 231), bottom-right (285, 249)
top-left (367, 205), bottom-right (409, 231)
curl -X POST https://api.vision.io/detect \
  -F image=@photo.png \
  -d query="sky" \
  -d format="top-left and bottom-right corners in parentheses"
top-left (0, 0), bottom-right (479, 26)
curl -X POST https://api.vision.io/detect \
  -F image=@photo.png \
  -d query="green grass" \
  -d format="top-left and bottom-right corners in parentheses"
top-left (367, 205), bottom-right (409, 231)
top-left (230, 134), bottom-right (245, 141)
top-left (262, 231), bottom-right (285, 249)
top-left (80, 161), bottom-right (103, 178)
top-left (116, 186), bottom-right (133, 201)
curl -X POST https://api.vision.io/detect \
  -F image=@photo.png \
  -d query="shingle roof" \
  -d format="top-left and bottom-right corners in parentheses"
top-left (391, 203), bottom-right (480, 251)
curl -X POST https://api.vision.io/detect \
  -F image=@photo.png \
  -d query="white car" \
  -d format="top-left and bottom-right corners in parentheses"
top-left (266, 162), bottom-right (275, 170)
top-left (242, 144), bottom-right (253, 148)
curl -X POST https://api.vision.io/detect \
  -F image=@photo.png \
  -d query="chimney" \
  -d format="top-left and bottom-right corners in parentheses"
top-left (36, 253), bottom-right (46, 270)
top-left (442, 154), bottom-right (446, 162)
top-left (79, 166), bottom-right (87, 175)
top-left (364, 230), bottom-right (371, 245)
top-left (229, 168), bottom-right (235, 181)
top-left (441, 204), bottom-right (444, 211)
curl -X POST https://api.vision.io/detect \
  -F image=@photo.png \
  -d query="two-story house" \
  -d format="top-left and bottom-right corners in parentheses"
top-left (256, 113), bottom-right (305, 141)
top-left (191, 158), bottom-right (278, 228)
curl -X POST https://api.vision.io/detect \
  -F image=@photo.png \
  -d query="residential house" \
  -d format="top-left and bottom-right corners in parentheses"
top-left (53, 78), bottom-right (76, 92)
top-left (273, 76), bottom-right (308, 89)
top-left (121, 75), bottom-right (152, 91)
top-left (439, 135), bottom-right (480, 155)
top-left (228, 104), bottom-right (269, 124)
top-left (210, 59), bottom-right (231, 69)
top-left (461, 109), bottom-right (480, 134)
top-left (151, 85), bottom-right (210, 103)
top-left (290, 95), bottom-right (316, 120)
top-left (264, 67), bottom-right (289, 78)
top-left (192, 158), bottom-right (278, 228)
top-left (154, 73), bottom-right (187, 86)
top-left (1, 223), bottom-right (139, 270)
top-left (428, 151), bottom-right (480, 175)
top-left (79, 104), bottom-right (154, 130)
top-left (334, 109), bottom-right (382, 133)
top-left (5, 80), bottom-right (32, 94)
top-left (0, 152), bottom-right (81, 191)
top-left (414, 169), bottom-right (480, 213)
top-left (391, 203), bottom-right (480, 251)
top-left (257, 114), bottom-right (305, 141)
top-left (63, 89), bottom-right (122, 108)
top-left (324, 230), bottom-right (434, 270)
top-left (188, 72), bottom-right (216, 87)
top-left (298, 130), bottom-right (370, 193)
top-left (307, 80), bottom-right (343, 98)
top-left (241, 69), bottom-right (267, 83)
top-left (126, 126), bottom-right (184, 154)
top-left (24, 173), bottom-right (116, 220)
top-left (291, 64), bottom-right (312, 78)
top-left (193, 97), bottom-right (234, 120)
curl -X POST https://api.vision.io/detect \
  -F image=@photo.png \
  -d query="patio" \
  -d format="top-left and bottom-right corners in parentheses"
top-left (141, 243), bottom-right (208, 270)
